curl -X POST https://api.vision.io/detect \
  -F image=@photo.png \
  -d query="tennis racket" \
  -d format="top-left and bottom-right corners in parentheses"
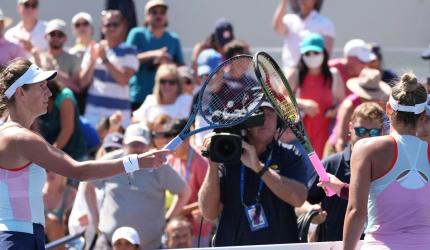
top-left (253, 51), bottom-right (336, 196)
top-left (164, 55), bottom-right (264, 150)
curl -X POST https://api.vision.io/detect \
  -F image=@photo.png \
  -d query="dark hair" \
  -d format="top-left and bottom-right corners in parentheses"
top-left (298, 49), bottom-right (332, 88)
top-left (47, 81), bottom-right (61, 100)
top-left (223, 40), bottom-right (250, 60)
top-left (0, 58), bottom-right (32, 116)
top-left (391, 72), bottom-right (427, 127)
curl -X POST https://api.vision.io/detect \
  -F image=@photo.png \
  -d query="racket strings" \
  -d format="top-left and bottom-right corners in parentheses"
top-left (200, 56), bottom-right (263, 126)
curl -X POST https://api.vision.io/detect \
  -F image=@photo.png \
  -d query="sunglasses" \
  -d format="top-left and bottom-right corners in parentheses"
top-left (160, 79), bottom-right (177, 85)
top-left (149, 8), bottom-right (166, 16)
top-left (103, 22), bottom-right (120, 28)
top-left (74, 21), bottom-right (90, 28)
top-left (23, 2), bottom-right (38, 9)
top-left (152, 132), bottom-right (175, 138)
top-left (354, 127), bottom-right (382, 137)
top-left (49, 31), bottom-right (65, 38)
top-left (303, 51), bottom-right (321, 57)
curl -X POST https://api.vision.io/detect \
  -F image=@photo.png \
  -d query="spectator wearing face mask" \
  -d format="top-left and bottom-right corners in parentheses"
top-left (286, 33), bottom-right (344, 157)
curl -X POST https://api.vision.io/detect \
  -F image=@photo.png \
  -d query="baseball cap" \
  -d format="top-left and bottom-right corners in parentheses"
top-left (178, 66), bottom-right (193, 80)
top-left (197, 49), bottom-right (222, 76)
top-left (259, 101), bottom-right (275, 111)
top-left (145, 0), bottom-right (168, 14)
top-left (45, 19), bottom-right (67, 35)
top-left (17, 0), bottom-right (35, 4)
top-left (72, 12), bottom-right (93, 25)
top-left (343, 39), bottom-right (376, 63)
top-left (112, 226), bottom-right (140, 245)
top-left (123, 123), bottom-right (151, 145)
top-left (300, 33), bottom-right (325, 54)
top-left (5, 64), bottom-right (56, 99)
top-left (102, 132), bottom-right (123, 149)
top-left (0, 9), bottom-right (12, 28)
top-left (214, 18), bottom-right (234, 48)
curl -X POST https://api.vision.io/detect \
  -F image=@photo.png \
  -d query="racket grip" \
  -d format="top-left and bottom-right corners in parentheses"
top-left (163, 135), bottom-right (183, 151)
top-left (308, 152), bottom-right (336, 197)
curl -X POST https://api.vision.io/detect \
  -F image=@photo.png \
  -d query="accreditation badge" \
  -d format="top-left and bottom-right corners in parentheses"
top-left (244, 203), bottom-right (268, 231)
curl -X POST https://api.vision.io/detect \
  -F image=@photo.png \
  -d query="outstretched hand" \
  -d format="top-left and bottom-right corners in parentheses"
top-left (138, 149), bottom-right (170, 169)
top-left (317, 173), bottom-right (344, 196)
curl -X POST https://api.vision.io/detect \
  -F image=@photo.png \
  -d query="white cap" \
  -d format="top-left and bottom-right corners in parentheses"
top-left (343, 39), bottom-right (376, 63)
top-left (45, 19), bottom-right (67, 35)
top-left (72, 12), bottom-right (93, 25)
top-left (0, 8), bottom-right (12, 28)
top-left (112, 226), bottom-right (140, 245)
top-left (197, 65), bottom-right (211, 77)
top-left (5, 64), bottom-right (57, 99)
top-left (123, 123), bottom-right (151, 145)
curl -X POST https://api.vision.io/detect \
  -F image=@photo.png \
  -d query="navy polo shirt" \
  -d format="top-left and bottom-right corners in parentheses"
top-left (214, 141), bottom-right (309, 246)
top-left (308, 146), bottom-right (352, 241)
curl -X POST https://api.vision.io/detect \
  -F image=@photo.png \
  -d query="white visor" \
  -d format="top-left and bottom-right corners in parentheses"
top-left (4, 64), bottom-right (57, 99)
top-left (389, 95), bottom-right (426, 114)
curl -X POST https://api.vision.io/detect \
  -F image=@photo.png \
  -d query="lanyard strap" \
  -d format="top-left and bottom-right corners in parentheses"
top-left (180, 147), bottom-right (194, 182)
top-left (240, 149), bottom-right (273, 206)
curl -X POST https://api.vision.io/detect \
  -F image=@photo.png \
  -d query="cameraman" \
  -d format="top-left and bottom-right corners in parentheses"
top-left (198, 102), bottom-right (308, 246)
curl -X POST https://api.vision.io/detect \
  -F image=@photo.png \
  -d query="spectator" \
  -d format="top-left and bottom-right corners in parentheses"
top-left (368, 43), bottom-right (398, 86)
top-left (165, 218), bottom-right (193, 249)
top-left (126, 0), bottom-right (185, 111)
top-left (96, 111), bottom-right (124, 144)
top-left (198, 102), bottom-right (308, 246)
top-left (132, 64), bottom-right (192, 124)
top-left (417, 99), bottom-right (430, 143)
top-left (178, 66), bottom-right (195, 96)
top-left (5, 0), bottom-right (48, 53)
top-left (69, 12), bottom-right (95, 60)
top-left (166, 119), bottom-right (211, 247)
top-left (191, 18), bottom-right (235, 82)
top-left (43, 170), bottom-right (77, 248)
top-left (304, 102), bottom-right (385, 242)
top-left (0, 8), bottom-right (27, 65)
top-left (38, 80), bottom-right (87, 160)
top-left (95, 131), bottom-right (124, 159)
top-left (149, 114), bottom-right (173, 149)
top-left (286, 33), bottom-right (344, 157)
top-left (343, 73), bottom-right (430, 249)
top-left (105, 0), bottom-right (138, 36)
top-left (80, 10), bottom-right (138, 127)
top-left (112, 226), bottom-right (140, 250)
top-left (35, 19), bottom-right (82, 104)
top-left (85, 123), bottom-right (191, 250)
top-left (325, 68), bottom-right (390, 155)
top-left (329, 39), bottom-right (375, 95)
top-left (273, 0), bottom-right (335, 70)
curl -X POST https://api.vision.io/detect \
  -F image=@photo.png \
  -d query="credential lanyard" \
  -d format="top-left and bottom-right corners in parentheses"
top-left (240, 149), bottom-right (273, 207)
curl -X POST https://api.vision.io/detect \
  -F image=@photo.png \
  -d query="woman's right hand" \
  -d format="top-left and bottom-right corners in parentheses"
top-left (138, 149), bottom-right (170, 169)
top-left (317, 173), bottom-right (345, 196)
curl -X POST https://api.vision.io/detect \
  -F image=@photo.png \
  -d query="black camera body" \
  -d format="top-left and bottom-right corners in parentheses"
top-left (207, 110), bottom-right (265, 164)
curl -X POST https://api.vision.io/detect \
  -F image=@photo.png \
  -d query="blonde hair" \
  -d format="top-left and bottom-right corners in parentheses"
top-left (153, 64), bottom-right (182, 103)
top-left (351, 102), bottom-right (385, 126)
top-left (390, 72), bottom-right (427, 127)
top-left (0, 58), bottom-right (32, 116)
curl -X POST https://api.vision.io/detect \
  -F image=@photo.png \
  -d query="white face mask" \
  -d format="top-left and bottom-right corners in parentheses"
top-left (303, 53), bottom-right (324, 69)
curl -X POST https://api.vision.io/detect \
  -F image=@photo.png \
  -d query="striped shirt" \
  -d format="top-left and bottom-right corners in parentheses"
top-left (82, 42), bottom-right (138, 127)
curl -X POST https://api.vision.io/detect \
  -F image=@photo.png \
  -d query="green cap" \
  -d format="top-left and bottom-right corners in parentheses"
top-left (300, 33), bottom-right (325, 54)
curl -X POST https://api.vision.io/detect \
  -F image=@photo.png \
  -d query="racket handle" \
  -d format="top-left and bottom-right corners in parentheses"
top-left (163, 135), bottom-right (183, 151)
top-left (308, 152), bottom-right (336, 197)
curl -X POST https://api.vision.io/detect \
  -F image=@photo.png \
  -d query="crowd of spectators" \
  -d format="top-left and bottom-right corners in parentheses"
top-left (1, 0), bottom-right (429, 249)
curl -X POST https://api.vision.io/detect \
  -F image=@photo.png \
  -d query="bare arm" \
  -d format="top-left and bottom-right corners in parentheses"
top-left (335, 100), bottom-right (355, 152)
top-left (103, 62), bottom-right (135, 86)
top-left (79, 59), bottom-right (96, 89)
top-left (198, 162), bottom-right (223, 221)
top-left (343, 139), bottom-right (372, 250)
top-left (273, 0), bottom-right (290, 35)
top-left (11, 129), bottom-right (167, 181)
top-left (56, 70), bottom-right (81, 93)
top-left (137, 47), bottom-right (168, 64)
top-left (165, 184), bottom-right (191, 221)
top-left (53, 99), bottom-right (75, 150)
top-left (83, 182), bottom-right (99, 230)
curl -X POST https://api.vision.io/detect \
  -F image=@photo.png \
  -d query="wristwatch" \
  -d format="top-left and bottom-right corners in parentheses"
top-left (257, 167), bottom-right (269, 177)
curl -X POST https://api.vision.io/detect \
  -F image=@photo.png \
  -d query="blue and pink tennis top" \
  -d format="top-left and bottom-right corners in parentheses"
top-left (364, 134), bottom-right (430, 249)
top-left (0, 162), bottom-right (46, 234)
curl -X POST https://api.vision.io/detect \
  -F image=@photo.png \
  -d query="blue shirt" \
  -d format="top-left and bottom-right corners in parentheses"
top-left (215, 141), bottom-right (309, 246)
top-left (126, 27), bottom-right (184, 103)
